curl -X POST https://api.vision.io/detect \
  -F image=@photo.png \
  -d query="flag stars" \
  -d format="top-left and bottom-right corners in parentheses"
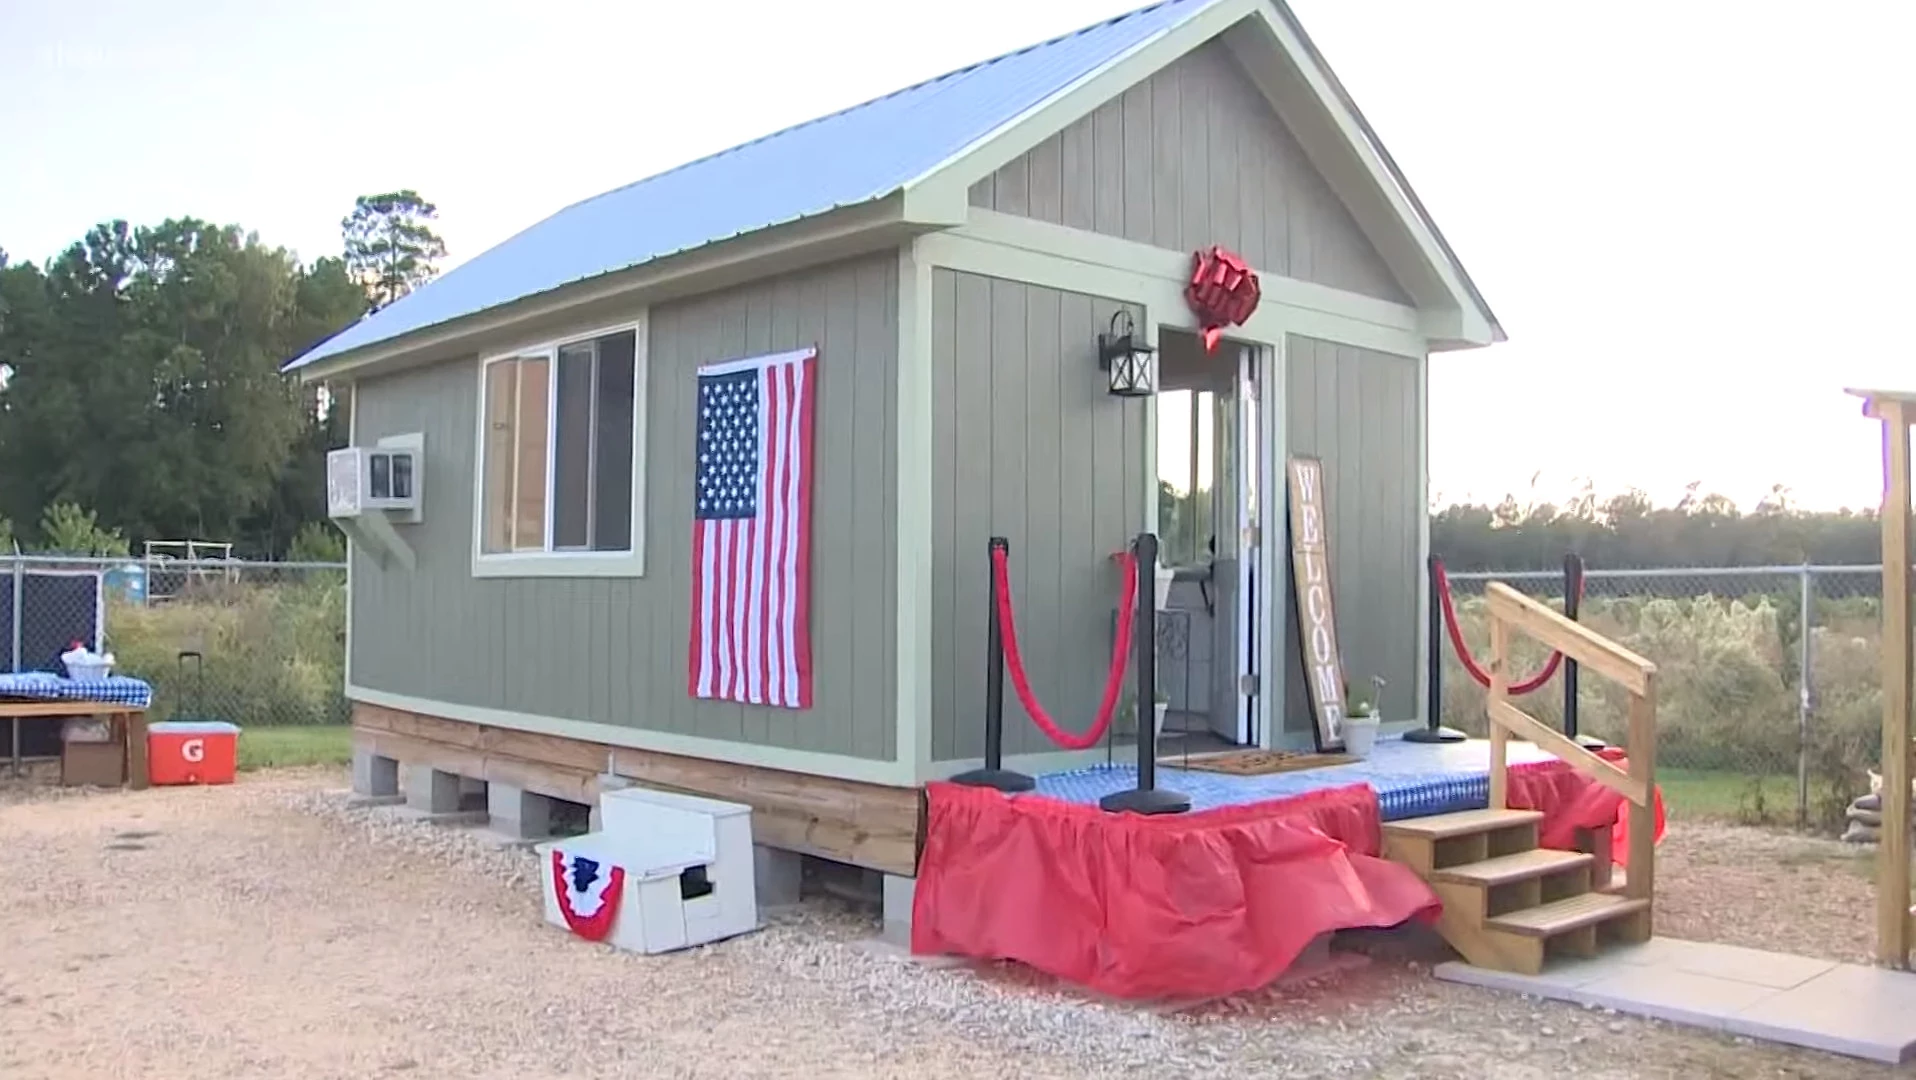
top-left (695, 368), bottom-right (762, 520)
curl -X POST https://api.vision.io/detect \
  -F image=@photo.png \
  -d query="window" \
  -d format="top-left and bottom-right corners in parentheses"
top-left (477, 324), bottom-right (643, 573)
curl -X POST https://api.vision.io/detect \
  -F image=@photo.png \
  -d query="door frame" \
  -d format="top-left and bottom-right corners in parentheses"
top-left (1232, 341), bottom-right (1260, 748)
top-left (1145, 325), bottom-right (1287, 752)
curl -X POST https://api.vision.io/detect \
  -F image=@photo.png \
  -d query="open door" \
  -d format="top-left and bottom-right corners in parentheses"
top-left (1153, 331), bottom-right (1265, 749)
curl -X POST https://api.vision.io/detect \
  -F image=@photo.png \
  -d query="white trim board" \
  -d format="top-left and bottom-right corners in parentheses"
top-left (467, 316), bottom-right (651, 580)
top-left (918, 229), bottom-right (1427, 360)
top-left (344, 380), bottom-right (357, 690)
top-left (346, 686), bottom-right (917, 787)
top-left (895, 241), bottom-right (936, 784)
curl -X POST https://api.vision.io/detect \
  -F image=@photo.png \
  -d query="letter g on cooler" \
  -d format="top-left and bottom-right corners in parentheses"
top-left (182, 738), bottom-right (206, 763)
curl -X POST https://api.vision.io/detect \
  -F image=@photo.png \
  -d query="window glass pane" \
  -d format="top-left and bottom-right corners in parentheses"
top-left (552, 343), bottom-right (595, 549)
top-left (369, 452), bottom-right (391, 500)
top-left (513, 356), bottom-right (550, 551)
top-left (591, 330), bottom-right (636, 552)
top-left (481, 360), bottom-right (519, 554)
top-left (1156, 389), bottom-right (1199, 567)
top-left (390, 452), bottom-right (413, 500)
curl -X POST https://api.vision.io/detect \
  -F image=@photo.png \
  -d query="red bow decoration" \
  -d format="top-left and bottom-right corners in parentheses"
top-left (1184, 246), bottom-right (1261, 352)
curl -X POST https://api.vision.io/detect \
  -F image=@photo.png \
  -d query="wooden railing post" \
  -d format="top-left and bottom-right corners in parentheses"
top-left (1625, 684), bottom-right (1658, 936)
top-left (1482, 581), bottom-right (1660, 937)
top-left (1488, 612), bottom-right (1510, 811)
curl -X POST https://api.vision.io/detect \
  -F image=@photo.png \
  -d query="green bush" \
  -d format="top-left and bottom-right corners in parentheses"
top-left (105, 571), bottom-right (347, 727)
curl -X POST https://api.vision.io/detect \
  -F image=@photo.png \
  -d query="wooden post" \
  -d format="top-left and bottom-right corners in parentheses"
top-left (1881, 403), bottom-right (1913, 968)
top-left (124, 709), bottom-right (150, 791)
top-left (1626, 684), bottom-right (1658, 931)
top-left (1847, 388), bottom-right (1916, 969)
top-left (1487, 612), bottom-right (1510, 810)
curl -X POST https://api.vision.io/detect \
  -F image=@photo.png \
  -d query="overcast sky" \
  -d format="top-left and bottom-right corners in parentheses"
top-left (3, 0), bottom-right (1909, 511)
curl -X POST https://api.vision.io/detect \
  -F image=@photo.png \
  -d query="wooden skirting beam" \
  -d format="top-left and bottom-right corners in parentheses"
top-left (351, 703), bottom-right (923, 877)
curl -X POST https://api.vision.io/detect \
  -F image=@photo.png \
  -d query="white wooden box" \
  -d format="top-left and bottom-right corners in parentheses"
top-left (536, 787), bottom-right (758, 954)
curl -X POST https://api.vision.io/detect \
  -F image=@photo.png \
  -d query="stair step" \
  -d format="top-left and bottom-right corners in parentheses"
top-left (1382, 808), bottom-right (1543, 841)
top-left (1487, 892), bottom-right (1649, 938)
top-left (1430, 847), bottom-right (1594, 887)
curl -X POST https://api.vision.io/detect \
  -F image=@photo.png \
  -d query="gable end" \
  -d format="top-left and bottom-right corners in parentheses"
top-left (967, 37), bottom-right (1407, 304)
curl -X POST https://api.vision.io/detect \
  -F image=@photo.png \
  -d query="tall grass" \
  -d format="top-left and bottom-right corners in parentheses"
top-left (106, 572), bottom-right (348, 728)
top-left (1440, 591), bottom-right (1885, 828)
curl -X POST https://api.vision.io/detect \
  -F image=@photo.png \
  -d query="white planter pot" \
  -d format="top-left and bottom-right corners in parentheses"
top-left (1152, 701), bottom-right (1170, 741)
top-left (1154, 568), bottom-right (1175, 611)
top-left (1343, 715), bottom-right (1381, 759)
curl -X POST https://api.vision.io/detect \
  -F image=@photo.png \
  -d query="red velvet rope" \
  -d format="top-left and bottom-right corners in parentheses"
top-left (992, 545), bottom-right (1137, 750)
top-left (1432, 558), bottom-right (1584, 696)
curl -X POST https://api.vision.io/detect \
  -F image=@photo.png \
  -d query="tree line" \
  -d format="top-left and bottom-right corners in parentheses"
top-left (0, 192), bottom-right (447, 559)
top-left (1431, 483), bottom-right (1884, 572)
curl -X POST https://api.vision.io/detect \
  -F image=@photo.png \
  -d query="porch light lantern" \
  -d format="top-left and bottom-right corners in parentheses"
top-left (1097, 309), bottom-right (1156, 397)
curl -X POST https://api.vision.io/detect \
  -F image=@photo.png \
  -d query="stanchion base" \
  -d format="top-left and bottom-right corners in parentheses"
top-left (949, 767), bottom-right (1036, 793)
top-left (1099, 787), bottom-right (1191, 815)
top-left (1572, 734), bottom-right (1608, 751)
top-left (1402, 725), bottom-right (1468, 744)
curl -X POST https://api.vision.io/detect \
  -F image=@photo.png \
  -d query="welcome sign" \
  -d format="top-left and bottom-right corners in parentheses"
top-left (1287, 456), bottom-right (1347, 751)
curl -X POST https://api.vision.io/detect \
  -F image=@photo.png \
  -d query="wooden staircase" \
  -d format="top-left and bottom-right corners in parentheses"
top-left (1389, 581), bottom-right (1662, 974)
top-left (1382, 807), bottom-right (1649, 975)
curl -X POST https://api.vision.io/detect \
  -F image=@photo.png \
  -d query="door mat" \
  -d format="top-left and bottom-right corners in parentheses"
top-left (1161, 749), bottom-right (1357, 776)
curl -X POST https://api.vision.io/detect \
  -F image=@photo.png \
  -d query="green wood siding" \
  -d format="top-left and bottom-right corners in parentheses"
top-left (928, 269), bottom-right (1147, 761)
top-left (1282, 335), bottom-right (1422, 730)
top-left (968, 39), bottom-right (1407, 305)
top-left (350, 254), bottom-right (899, 760)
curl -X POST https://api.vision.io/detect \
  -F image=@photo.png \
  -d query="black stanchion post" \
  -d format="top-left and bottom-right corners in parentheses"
top-left (1563, 552), bottom-right (1605, 750)
top-left (1100, 533), bottom-right (1189, 815)
top-left (951, 537), bottom-right (1035, 792)
top-left (1405, 553), bottom-right (1467, 744)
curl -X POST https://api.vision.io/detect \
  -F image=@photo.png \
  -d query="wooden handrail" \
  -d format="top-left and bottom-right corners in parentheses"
top-left (1483, 579), bottom-right (1660, 924)
top-left (1485, 583), bottom-right (1656, 694)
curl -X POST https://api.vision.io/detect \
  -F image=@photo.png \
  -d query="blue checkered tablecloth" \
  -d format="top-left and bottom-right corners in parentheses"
top-left (1033, 734), bottom-right (1563, 821)
top-left (0, 672), bottom-right (155, 709)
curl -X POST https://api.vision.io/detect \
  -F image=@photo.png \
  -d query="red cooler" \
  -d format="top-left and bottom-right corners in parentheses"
top-left (147, 721), bottom-right (241, 785)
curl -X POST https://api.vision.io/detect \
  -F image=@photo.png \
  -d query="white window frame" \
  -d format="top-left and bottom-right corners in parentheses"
top-left (470, 316), bottom-right (648, 579)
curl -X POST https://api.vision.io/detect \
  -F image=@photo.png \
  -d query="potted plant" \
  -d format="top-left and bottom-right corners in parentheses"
top-left (1122, 688), bottom-right (1173, 741)
top-left (1343, 675), bottom-right (1386, 758)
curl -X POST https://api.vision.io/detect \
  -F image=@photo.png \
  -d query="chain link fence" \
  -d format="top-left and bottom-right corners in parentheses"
top-left (1440, 564), bottom-right (1886, 831)
top-left (3, 554), bottom-right (347, 749)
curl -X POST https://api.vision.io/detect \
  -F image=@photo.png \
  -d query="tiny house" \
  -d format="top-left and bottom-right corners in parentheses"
top-left (290, 0), bottom-right (1500, 907)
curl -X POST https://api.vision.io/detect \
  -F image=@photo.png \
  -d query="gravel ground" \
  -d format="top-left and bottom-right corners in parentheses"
top-left (0, 768), bottom-right (1901, 1080)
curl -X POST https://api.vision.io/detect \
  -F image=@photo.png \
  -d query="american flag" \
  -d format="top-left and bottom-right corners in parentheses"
top-left (688, 346), bottom-right (816, 709)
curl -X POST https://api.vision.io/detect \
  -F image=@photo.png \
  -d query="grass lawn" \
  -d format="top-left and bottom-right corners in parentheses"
top-left (238, 725), bottom-right (352, 771)
top-left (1657, 767), bottom-right (1800, 822)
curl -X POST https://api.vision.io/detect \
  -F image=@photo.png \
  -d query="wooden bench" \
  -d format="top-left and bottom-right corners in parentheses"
top-left (2, 700), bottom-right (150, 789)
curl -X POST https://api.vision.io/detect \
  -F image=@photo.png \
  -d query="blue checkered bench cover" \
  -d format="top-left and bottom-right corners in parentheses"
top-left (0, 672), bottom-right (155, 709)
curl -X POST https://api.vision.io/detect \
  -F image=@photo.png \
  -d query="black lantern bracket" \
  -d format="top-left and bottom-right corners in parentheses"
top-left (1097, 310), bottom-right (1156, 398)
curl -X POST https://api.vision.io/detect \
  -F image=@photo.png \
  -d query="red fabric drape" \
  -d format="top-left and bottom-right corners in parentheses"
top-left (911, 756), bottom-right (1667, 1001)
top-left (1515, 749), bottom-right (1668, 864)
top-left (912, 782), bottom-right (1439, 1000)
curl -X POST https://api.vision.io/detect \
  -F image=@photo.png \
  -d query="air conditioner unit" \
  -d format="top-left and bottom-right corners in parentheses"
top-left (327, 440), bottom-right (423, 520)
top-left (325, 434), bottom-right (424, 573)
